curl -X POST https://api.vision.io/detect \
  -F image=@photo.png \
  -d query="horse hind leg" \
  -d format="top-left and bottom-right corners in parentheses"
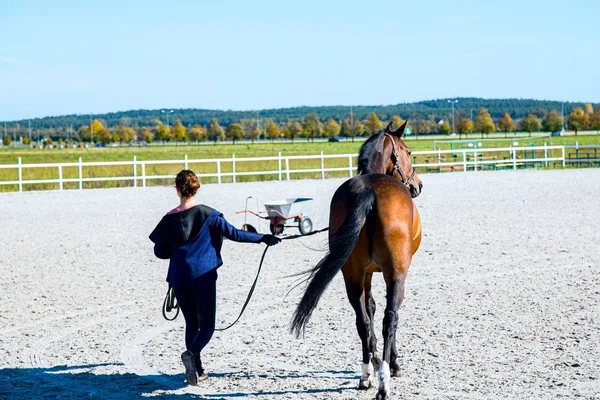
top-left (364, 272), bottom-right (380, 372)
top-left (376, 274), bottom-right (407, 400)
top-left (343, 272), bottom-right (375, 390)
top-left (390, 334), bottom-right (401, 377)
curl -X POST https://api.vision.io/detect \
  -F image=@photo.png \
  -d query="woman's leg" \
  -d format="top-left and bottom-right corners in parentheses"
top-left (174, 286), bottom-right (200, 384)
top-left (190, 280), bottom-right (217, 372)
top-left (173, 287), bottom-right (199, 353)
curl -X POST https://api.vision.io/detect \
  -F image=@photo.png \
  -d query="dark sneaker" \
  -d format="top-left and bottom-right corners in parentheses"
top-left (181, 350), bottom-right (197, 386)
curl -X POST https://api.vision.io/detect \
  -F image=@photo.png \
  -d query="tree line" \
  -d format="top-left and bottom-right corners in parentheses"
top-left (3, 103), bottom-right (600, 146)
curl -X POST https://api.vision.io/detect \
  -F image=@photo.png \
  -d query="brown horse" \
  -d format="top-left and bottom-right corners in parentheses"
top-left (291, 121), bottom-right (422, 400)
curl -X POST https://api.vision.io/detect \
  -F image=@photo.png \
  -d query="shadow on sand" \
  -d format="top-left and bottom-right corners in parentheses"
top-left (0, 364), bottom-right (357, 399)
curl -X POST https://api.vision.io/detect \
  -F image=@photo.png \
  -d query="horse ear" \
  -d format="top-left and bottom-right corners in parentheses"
top-left (384, 121), bottom-right (394, 133)
top-left (393, 120), bottom-right (408, 137)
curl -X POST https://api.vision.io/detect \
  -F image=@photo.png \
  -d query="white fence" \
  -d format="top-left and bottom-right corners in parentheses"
top-left (0, 146), bottom-right (566, 192)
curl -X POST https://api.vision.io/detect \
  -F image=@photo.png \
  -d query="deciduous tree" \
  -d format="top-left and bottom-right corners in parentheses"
top-left (171, 119), bottom-right (188, 143)
top-left (543, 110), bottom-right (562, 132)
top-left (519, 114), bottom-right (542, 136)
top-left (354, 120), bottom-right (365, 137)
top-left (208, 118), bottom-right (225, 143)
top-left (457, 118), bottom-right (473, 138)
top-left (284, 121), bottom-right (302, 143)
top-left (590, 107), bottom-right (600, 130)
top-left (188, 125), bottom-right (207, 142)
top-left (155, 124), bottom-right (171, 142)
top-left (365, 112), bottom-right (383, 136)
top-left (265, 121), bottom-right (280, 142)
top-left (391, 115), bottom-right (405, 131)
top-left (140, 128), bottom-right (153, 143)
top-left (340, 119), bottom-right (353, 139)
top-left (498, 113), bottom-right (516, 134)
top-left (584, 103), bottom-right (594, 116)
top-left (323, 118), bottom-right (340, 138)
top-left (474, 108), bottom-right (495, 136)
top-left (439, 121), bottom-right (451, 135)
top-left (226, 123), bottom-right (243, 144)
top-left (303, 113), bottom-right (322, 141)
top-left (568, 107), bottom-right (589, 135)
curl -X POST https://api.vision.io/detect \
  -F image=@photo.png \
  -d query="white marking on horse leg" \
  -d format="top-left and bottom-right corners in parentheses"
top-left (378, 360), bottom-right (391, 394)
top-left (359, 360), bottom-right (374, 388)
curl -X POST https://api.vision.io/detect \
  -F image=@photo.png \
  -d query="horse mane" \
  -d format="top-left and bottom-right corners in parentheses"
top-left (357, 132), bottom-right (386, 175)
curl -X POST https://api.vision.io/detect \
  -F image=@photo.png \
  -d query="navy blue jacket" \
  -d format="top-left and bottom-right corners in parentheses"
top-left (149, 204), bottom-right (264, 289)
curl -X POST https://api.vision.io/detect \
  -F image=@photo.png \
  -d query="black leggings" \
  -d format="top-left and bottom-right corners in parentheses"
top-left (174, 281), bottom-right (216, 371)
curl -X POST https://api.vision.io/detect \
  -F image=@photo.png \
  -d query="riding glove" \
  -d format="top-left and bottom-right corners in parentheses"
top-left (261, 234), bottom-right (281, 246)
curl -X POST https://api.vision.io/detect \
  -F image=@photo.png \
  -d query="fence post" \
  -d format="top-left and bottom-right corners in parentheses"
top-left (320, 151), bottom-right (325, 179)
top-left (184, 154), bottom-right (188, 170)
top-left (133, 155), bottom-right (137, 187)
top-left (142, 162), bottom-right (146, 187)
top-left (544, 143), bottom-right (548, 168)
top-left (278, 152), bottom-right (282, 181)
top-left (18, 157), bottom-right (22, 192)
top-left (561, 146), bottom-right (566, 168)
top-left (58, 165), bottom-right (63, 191)
top-left (512, 148), bottom-right (517, 170)
top-left (217, 161), bottom-right (222, 184)
top-left (348, 155), bottom-right (353, 177)
top-left (462, 151), bottom-right (467, 172)
top-left (78, 157), bottom-right (83, 190)
top-left (232, 154), bottom-right (237, 183)
top-left (285, 157), bottom-right (290, 181)
top-left (473, 149), bottom-right (477, 171)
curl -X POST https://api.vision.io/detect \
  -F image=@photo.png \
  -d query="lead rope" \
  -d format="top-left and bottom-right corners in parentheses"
top-left (161, 227), bottom-right (329, 330)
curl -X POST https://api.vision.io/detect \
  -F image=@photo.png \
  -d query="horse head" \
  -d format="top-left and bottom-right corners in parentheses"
top-left (382, 120), bottom-right (422, 197)
top-left (357, 121), bottom-right (422, 197)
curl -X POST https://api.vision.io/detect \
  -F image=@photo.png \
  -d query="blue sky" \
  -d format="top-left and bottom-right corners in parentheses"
top-left (1, 0), bottom-right (599, 121)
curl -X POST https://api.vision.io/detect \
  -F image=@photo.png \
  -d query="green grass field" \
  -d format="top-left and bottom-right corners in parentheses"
top-left (1, 132), bottom-right (598, 192)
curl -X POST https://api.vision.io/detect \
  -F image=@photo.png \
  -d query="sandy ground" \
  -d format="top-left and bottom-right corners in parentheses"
top-left (0, 169), bottom-right (599, 400)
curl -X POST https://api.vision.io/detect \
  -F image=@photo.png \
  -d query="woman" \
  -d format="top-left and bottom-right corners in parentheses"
top-left (149, 170), bottom-right (280, 385)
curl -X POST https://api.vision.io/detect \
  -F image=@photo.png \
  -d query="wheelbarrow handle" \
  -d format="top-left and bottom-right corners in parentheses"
top-left (235, 209), bottom-right (271, 220)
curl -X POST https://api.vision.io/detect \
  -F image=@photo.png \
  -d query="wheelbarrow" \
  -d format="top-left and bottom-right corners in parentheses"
top-left (237, 198), bottom-right (314, 235)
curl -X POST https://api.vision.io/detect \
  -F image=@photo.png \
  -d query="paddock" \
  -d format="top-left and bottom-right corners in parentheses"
top-left (0, 169), bottom-right (598, 399)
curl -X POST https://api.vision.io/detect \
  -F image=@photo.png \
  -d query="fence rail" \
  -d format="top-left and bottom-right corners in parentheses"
top-left (0, 145), bottom-right (569, 192)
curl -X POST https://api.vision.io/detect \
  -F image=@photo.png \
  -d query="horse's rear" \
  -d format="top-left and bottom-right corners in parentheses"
top-left (291, 122), bottom-right (422, 400)
top-left (330, 174), bottom-right (421, 398)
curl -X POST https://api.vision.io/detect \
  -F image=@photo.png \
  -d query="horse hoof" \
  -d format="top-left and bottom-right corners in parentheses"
top-left (390, 362), bottom-right (401, 377)
top-left (375, 391), bottom-right (392, 400)
top-left (358, 379), bottom-right (373, 390)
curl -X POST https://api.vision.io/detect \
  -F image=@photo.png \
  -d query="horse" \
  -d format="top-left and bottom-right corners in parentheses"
top-left (290, 121), bottom-right (422, 400)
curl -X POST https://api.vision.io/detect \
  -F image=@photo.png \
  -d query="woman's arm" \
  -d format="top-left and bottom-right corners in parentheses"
top-left (153, 240), bottom-right (171, 259)
top-left (212, 215), bottom-right (265, 243)
top-left (149, 230), bottom-right (171, 259)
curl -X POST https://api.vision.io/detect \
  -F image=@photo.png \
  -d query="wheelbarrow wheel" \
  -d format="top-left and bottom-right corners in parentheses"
top-left (270, 223), bottom-right (284, 235)
top-left (299, 216), bottom-right (313, 235)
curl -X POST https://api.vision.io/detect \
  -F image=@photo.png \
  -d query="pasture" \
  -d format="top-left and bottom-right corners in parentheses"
top-left (0, 133), bottom-right (599, 192)
top-left (0, 169), bottom-right (599, 399)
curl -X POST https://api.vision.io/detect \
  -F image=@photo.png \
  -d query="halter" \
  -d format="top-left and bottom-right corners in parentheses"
top-left (383, 133), bottom-right (416, 187)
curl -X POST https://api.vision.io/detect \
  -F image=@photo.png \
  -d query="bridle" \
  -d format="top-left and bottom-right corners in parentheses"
top-left (383, 133), bottom-right (416, 187)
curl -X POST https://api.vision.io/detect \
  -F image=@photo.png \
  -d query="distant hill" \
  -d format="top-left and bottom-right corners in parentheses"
top-left (8, 98), bottom-right (595, 130)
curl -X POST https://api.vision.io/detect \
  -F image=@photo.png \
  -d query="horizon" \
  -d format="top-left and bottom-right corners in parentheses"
top-left (2, 1), bottom-right (599, 121)
top-left (6, 96), bottom-right (596, 123)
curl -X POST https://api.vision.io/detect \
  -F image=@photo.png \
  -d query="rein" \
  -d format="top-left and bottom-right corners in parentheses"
top-left (161, 227), bottom-right (329, 331)
top-left (383, 133), bottom-right (416, 187)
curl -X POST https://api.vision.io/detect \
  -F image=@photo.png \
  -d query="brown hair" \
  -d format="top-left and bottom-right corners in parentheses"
top-left (175, 170), bottom-right (200, 198)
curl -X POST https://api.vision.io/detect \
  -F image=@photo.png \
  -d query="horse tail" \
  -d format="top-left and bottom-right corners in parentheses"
top-left (290, 187), bottom-right (376, 338)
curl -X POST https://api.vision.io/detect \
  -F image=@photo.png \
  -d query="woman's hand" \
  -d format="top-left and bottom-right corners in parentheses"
top-left (261, 235), bottom-right (282, 246)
